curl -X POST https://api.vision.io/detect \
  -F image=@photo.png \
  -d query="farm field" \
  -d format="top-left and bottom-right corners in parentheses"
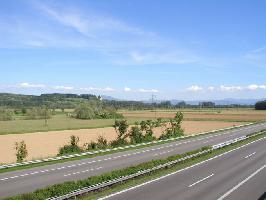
top-left (0, 120), bottom-right (244, 164)
top-left (0, 114), bottom-right (151, 135)
top-left (1, 108), bottom-right (265, 135)
top-left (120, 109), bottom-right (266, 122)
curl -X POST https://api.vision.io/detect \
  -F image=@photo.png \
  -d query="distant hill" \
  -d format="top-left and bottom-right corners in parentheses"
top-left (0, 93), bottom-right (100, 108)
top-left (0, 93), bottom-right (263, 108)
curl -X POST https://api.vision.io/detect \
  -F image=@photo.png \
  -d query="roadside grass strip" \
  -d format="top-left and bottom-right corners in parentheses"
top-left (5, 130), bottom-right (266, 200)
top-left (0, 123), bottom-right (256, 173)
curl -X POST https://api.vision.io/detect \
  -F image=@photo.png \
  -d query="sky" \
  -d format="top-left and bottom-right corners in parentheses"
top-left (0, 0), bottom-right (266, 101)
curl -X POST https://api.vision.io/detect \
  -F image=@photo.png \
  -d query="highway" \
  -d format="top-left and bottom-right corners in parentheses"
top-left (101, 136), bottom-right (266, 200)
top-left (0, 123), bottom-right (265, 199)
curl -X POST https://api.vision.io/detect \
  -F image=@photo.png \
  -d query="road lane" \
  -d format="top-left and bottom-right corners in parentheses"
top-left (102, 136), bottom-right (266, 200)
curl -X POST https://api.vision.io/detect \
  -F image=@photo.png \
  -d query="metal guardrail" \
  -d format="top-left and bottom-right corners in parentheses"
top-left (0, 123), bottom-right (254, 170)
top-left (47, 131), bottom-right (265, 200)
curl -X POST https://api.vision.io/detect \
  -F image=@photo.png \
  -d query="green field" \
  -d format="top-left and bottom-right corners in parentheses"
top-left (0, 114), bottom-right (159, 135)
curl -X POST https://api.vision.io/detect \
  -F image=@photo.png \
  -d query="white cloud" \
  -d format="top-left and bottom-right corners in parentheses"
top-left (208, 86), bottom-right (215, 91)
top-left (247, 84), bottom-right (266, 90)
top-left (80, 87), bottom-right (116, 92)
top-left (138, 88), bottom-right (159, 93)
top-left (18, 82), bottom-right (46, 88)
top-left (124, 87), bottom-right (131, 92)
top-left (54, 85), bottom-right (74, 90)
top-left (220, 85), bottom-right (242, 92)
top-left (128, 50), bottom-right (199, 65)
top-left (186, 85), bottom-right (203, 92)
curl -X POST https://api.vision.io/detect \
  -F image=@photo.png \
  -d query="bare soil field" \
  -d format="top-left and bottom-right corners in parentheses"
top-left (0, 121), bottom-right (244, 164)
top-left (121, 111), bottom-right (266, 121)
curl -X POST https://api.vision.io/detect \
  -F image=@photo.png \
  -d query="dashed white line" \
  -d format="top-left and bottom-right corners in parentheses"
top-left (64, 167), bottom-right (103, 177)
top-left (244, 152), bottom-right (256, 159)
top-left (188, 173), bottom-right (214, 188)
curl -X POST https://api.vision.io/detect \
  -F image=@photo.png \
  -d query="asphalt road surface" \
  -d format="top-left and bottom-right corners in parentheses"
top-left (100, 136), bottom-right (266, 200)
top-left (0, 123), bottom-right (265, 199)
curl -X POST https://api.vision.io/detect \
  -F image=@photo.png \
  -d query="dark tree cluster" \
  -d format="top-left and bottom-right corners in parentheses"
top-left (255, 100), bottom-right (266, 110)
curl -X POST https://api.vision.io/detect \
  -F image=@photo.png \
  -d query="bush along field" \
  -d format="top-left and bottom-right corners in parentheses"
top-left (57, 112), bottom-right (184, 156)
top-left (6, 130), bottom-right (266, 200)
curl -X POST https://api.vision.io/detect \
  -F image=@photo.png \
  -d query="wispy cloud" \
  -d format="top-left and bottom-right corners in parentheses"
top-left (79, 87), bottom-right (116, 92)
top-left (220, 85), bottom-right (242, 92)
top-left (123, 87), bottom-right (158, 93)
top-left (18, 82), bottom-right (46, 88)
top-left (124, 87), bottom-right (131, 92)
top-left (186, 84), bottom-right (266, 92)
top-left (244, 45), bottom-right (266, 68)
top-left (186, 85), bottom-right (203, 92)
top-left (127, 50), bottom-right (199, 65)
top-left (247, 84), bottom-right (266, 90)
top-left (207, 86), bottom-right (215, 91)
top-left (0, 1), bottom-right (201, 66)
top-left (53, 85), bottom-right (74, 90)
top-left (138, 88), bottom-right (159, 93)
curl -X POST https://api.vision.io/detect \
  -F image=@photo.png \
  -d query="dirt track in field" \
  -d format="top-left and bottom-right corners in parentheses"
top-left (0, 121), bottom-right (243, 164)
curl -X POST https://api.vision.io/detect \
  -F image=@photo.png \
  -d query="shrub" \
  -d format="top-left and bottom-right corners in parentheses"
top-left (86, 141), bottom-right (97, 150)
top-left (15, 141), bottom-right (28, 162)
top-left (58, 135), bottom-right (83, 155)
top-left (0, 109), bottom-right (13, 121)
top-left (96, 135), bottom-right (108, 149)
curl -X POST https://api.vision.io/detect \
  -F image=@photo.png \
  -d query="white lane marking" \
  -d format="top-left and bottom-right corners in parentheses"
top-left (217, 164), bottom-right (266, 200)
top-left (244, 152), bottom-right (256, 159)
top-left (188, 173), bottom-right (214, 188)
top-left (98, 137), bottom-right (266, 200)
top-left (154, 150), bottom-right (174, 156)
top-left (63, 167), bottom-right (103, 177)
top-left (203, 141), bottom-right (209, 144)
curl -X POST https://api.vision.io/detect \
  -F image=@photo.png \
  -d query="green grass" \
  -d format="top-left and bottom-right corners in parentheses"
top-left (79, 132), bottom-right (266, 200)
top-left (0, 114), bottom-right (159, 135)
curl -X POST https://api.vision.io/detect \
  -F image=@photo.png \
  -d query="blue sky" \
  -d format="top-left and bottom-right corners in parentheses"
top-left (0, 0), bottom-right (266, 100)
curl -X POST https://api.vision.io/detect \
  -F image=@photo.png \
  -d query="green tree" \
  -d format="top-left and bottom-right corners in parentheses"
top-left (110, 120), bottom-right (129, 147)
top-left (15, 141), bottom-right (28, 162)
top-left (74, 104), bottom-right (95, 119)
top-left (159, 112), bottom-right (184, 140)
top-left (113, 120), bottom-right (129, 140)
top-left (129, 126), bottom-right (144, 144)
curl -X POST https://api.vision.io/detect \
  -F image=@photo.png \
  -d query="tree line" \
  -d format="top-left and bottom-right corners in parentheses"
top-left (255, 100), bottom-right (266, 110)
